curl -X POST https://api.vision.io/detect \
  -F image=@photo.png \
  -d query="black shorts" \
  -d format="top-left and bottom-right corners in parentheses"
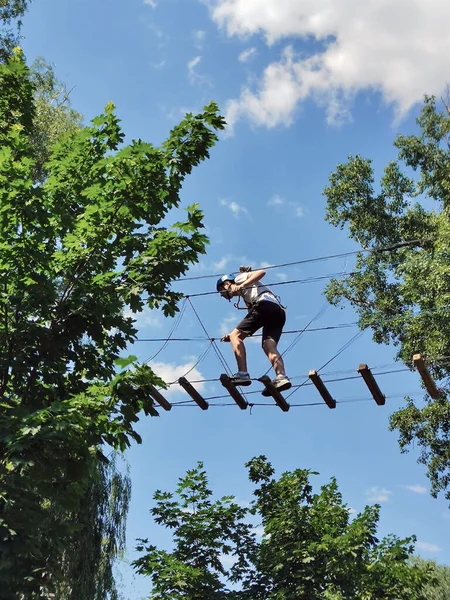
top-left (236, 300), bottom-right (286, 344)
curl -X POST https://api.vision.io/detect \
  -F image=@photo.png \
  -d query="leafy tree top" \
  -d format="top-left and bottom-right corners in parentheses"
top-left (323, 95), bottom-right (450, 502)
top-left (134, 457), bottom-right (430, 599)
top-left (0, 48), bottom-right (225, 596)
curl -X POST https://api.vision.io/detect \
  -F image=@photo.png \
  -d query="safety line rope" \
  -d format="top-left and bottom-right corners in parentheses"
top-left (177, 239), bottom-right (430, 282)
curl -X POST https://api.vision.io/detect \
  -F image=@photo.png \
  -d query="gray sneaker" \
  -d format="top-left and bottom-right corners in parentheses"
top-left (261, 375), bottom-right (292, 396)
top-left (230, 372), bottom-right (252, 386)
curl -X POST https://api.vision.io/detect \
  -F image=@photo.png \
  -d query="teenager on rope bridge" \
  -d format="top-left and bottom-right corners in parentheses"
top-left (217, 266), bottom-right (291, 396)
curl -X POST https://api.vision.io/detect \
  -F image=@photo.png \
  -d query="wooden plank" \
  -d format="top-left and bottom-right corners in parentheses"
top-left (148, 384), bottom-right (172, 411)
top-left (178, 376), bottom-right (209, 410)
top-left (308, 370), bottom-right (336, 409)
top-left (259, 376), bottom-right (290, 412)
top-left (413, 353), bottom-right (441, 399)
top-left (219, 374), bottom-right (248, 410)
top-left (357, 364), bottom-right (386, 406)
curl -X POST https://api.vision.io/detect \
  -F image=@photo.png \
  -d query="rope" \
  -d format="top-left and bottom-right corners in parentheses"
top-left (261, 260), bottom-right (349, 378)
top-left (168, 342), bottom-right (213, 384)
top-left (136, 322), bottom-right (358, 342)
top-left (186, 297), bottom-right (255, 405)
top-left (144, 298), bottom-right (187, 363)
top-left (184, 272), bottom-right (354, 298)
top-left (316, 330), bottom-right (366, 372)
top-left (174, 366), bottom-right (412, 402)
top-left (177, 239), bottom-right (429, 282)
top-left (135, 303), bottom-right (450, 343)
top-left (283, 329), bottom-right (366, 401)
top-left (168, 389), bottom-right (427, 409)
top-left (262, 300), bottom-right (330, 378)
top-left (187, 297), bottom-right (232, 376)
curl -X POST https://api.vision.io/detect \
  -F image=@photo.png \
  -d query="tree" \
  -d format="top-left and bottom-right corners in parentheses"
top-left (322, 95), bottom-right (450, 503)
top-left (27, 57), bottom-right (126, 600)
top-left (29, 57), bottom-right (83, 182)
top-left (51, 455), bottom-right (131, 600)
top-left (134, 462), bottom-right (256, 600)
top-left (0, 0), bottom-right (30, 62)
top-left (134, 457), bottom-right (430, 599)
top-left (413, 558), bottom-right (450, 600)
top-left (0, 48), bottom-right (225, 597)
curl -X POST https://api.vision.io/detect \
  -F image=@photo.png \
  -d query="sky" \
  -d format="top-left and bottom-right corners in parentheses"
top-left (20, 0), bottom-right (450, 597)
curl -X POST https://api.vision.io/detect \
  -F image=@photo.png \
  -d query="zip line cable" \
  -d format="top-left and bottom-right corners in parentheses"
top-left (284, 329), bottom-right (366, 401)
top-left (261, 260), bottom-right (350, 377)
top-left (137, 304), bottom-right (450, 350)
top-left (178, 254), bottom-right (358, 281)
top-left (139, 296), bottom-right (450, 401)
top-left (133, 245), bottom-right (449, 404)
top-left (144, 297), bottom-right (188, 363)
top-left (187, 297), bottom-right (233, 377)
top-left (317, 330), bottom-right (367, 373)
top-left (262, 299), bottom-right (330, 378)
top-left (181, 366), bottom-right (412, 388)
top-left (168, 389), bottom-right (427, 409)
top-left (166, 341), bottom-right (214, 384)
top-left (176, 239), bottom-right (430, 282)
top-left (166, 366), bottom-right (412, 403)
top-left (138, 291), bottom-right (448, 403)
top-left (136, 322), bottom-right (359, 342)
top-left (184, 272), bottom-right (355, 298)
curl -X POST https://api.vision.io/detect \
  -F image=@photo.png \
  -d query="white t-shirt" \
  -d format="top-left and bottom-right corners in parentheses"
top-left (234, 272), bottom-right (279, 308)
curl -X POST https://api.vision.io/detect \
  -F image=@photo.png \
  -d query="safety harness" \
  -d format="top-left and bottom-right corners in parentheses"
top-left (233, 289), bottom-right (286, 311)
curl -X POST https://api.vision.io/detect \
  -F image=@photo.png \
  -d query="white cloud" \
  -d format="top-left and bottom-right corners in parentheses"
top-left (237, 498), bottom-right (251, 508)
top-left (225, 47), bottom-right (302, 131)
top-left (253, 526), bottom-right (265, 538)
top-left (366, 486), bottom-right (392, 503)
top-left (187, 56), bottom-right (202, 82)
top-left (403, 484), bottom-right (427, 494)
top-left (214, 255), bottom-right (232, 271)
top-left (207, 0), bottom-right (450, 131)
top-left (123, 307), bottom-right (162, 330)
top-left (187, 55), bottom-right (211, 86)
top-left (290, 202), bottom-right (304, 218)
top-left (160, 104), bottom-right (201, 123)
top-left (416, 541), bottom-right (441, 553)
top-left (145, 21), bottom-right (166, 43)
top-left (212, 254), bottom-right (262, 273)
top-left (193, 29), bottom-right (206, 49)
top-left (275, 272), bottom-right (288, 281)
top-left (150, 360), bottom-right (206, 396)
top-left (220, 554), bottom-right (236, 567)
top-left (220, 314), bottom-right (237, 336)
top-left (144, 0), bottom-right (157, 6)
top-left (151, 59), bottom-right (166, 69)
top-left (347, 506), bottom-right (357, 515)
top-left (268, 194), bottom-right (285, 207)
top-left (268, 195), bottom-right (304, 217)
top-left (220, 198), bottom-right (249, 218)
top-left (239, 47), bottom-right (257, 62)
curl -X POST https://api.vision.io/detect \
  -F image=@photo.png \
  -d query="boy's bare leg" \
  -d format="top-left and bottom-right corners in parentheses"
top-left (262, 338), bottom-right (286, 376)
top-left (229, 328), bottom-right (248, 372)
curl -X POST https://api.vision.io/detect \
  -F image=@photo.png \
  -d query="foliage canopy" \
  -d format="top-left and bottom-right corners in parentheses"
top-left (0, 48), bottom-right (225, 596)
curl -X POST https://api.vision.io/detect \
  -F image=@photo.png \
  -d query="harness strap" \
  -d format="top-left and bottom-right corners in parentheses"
top-left (236, 290), bottom-right (287, 311)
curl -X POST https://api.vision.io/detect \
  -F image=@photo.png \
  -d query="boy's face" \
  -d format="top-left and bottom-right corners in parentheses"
top-left (219, 280), bottom-right (232, 299)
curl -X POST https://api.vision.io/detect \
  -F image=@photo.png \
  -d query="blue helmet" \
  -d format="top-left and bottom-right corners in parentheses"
top-left (216, 273), bottom-right (235, 292)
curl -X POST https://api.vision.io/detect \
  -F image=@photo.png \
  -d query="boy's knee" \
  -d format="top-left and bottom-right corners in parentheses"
top-left (230, 328), bottom-right (246, 342)
top-left (262, 337), bottom-right (277, 352)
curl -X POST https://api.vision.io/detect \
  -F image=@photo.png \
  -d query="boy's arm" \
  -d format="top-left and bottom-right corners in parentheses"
top-left (230, 269), bottom-right (266, 294)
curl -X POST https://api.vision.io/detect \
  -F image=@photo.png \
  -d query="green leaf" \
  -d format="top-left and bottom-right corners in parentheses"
top-left (114, 355), bottom-right (138, 369)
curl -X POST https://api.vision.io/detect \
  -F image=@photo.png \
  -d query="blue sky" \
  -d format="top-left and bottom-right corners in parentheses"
top-left (21, 0), bottom-right (450, 597)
